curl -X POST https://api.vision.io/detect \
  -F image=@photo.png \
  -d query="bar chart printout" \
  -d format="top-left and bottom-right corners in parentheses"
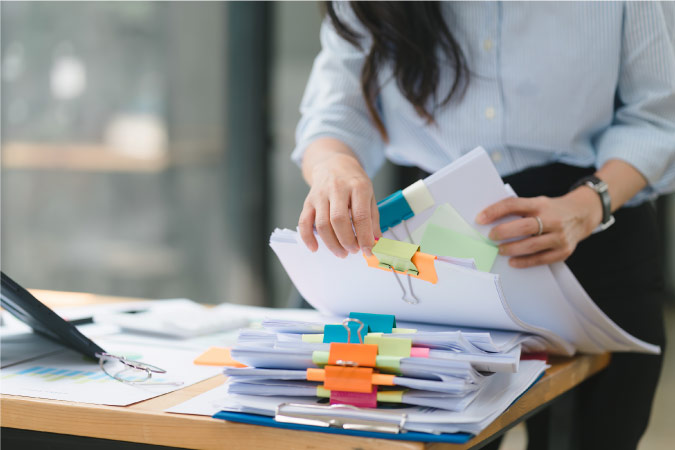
top-left (0, 342), bottom-right (222, 406)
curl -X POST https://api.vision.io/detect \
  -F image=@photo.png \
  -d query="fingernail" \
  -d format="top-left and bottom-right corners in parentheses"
top-left (498, 246), bottom-right (506, 255)
top-left (363, 247), bottom-right (373, 257)
top-left (476, 212), bottom-right (486, 224)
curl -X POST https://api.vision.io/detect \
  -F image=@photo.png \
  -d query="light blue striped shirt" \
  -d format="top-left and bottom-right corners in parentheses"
top-left (293, 1), bottom-right (675, 205)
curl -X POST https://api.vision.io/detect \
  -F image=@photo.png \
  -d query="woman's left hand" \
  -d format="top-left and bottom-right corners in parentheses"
top-left (475, 188), bottom-right (604, 268)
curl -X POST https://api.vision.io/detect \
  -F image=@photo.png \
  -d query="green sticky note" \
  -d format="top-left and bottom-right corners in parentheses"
top-left (420, 223), bottom-right (498, 272)
top-left (302, 334), bottom-right (324, 343)
top-left (376, 355), bottom-right (402, 373)
top-left (316, 386), bottom-right (330, 398)
top-left (377, 390), bottom-right (405, 403)
top-left (372, 238), bottom-right (419, 275)
top-left (312, 351), bottom-right (329, 366)
top-left (411, 203), bottom-right (490, 244)
top-left (349, 313), bottom-right (397, 333)
top-left (364, 335), bottom-right (412, 357)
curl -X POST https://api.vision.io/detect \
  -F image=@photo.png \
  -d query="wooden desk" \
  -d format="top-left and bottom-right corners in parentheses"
top-left (1, 290), bottom-right (611, 450)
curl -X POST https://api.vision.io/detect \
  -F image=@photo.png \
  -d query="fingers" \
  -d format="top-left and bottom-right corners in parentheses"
top-left (371, 197), bottom-right (382, 239)
top-left (508, 248), bottom-right (571, 269)
top-left (476, 197), bottom-right (542, 225)
top-left (298, 203), bottom-right (318, 252)
top-left (488, 217), bottom-right (540, 241)
top-left (315, 199), bottom-right (348, 258)
top-left (330, 192), bottom-right (359, 255)
top-left (351, 187), bottom-right (376, 256)
top-left (498, 233), bottom-right (559, 257)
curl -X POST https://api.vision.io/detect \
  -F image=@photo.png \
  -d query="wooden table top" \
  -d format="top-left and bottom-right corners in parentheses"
top-left (0, 290), bottom-right (611, 450)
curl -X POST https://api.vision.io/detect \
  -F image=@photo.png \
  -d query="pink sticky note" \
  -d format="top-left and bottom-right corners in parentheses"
top-left (410, 347), bottom-right (430, 358)
top-left (330, 388), bottom-right (377, 408)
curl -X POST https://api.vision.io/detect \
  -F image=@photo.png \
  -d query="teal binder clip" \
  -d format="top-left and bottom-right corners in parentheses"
top-left (349, 313), bottom-right (397, 334)
top-left (377, 190), bottom-right (414, 232)
top-left (323, 321), bottom-right (371, 343)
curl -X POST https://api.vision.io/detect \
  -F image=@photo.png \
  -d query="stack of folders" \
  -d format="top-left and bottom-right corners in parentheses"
top-left (218, 312), bottom-right (548, 436)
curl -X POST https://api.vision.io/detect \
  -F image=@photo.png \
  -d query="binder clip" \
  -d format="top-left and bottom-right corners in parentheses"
top-left (364, 238), bottom-right (439, 304)
top-left (377, 180), bottom-right (435, 242)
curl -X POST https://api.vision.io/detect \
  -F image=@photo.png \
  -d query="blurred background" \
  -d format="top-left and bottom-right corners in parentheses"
top-left (1, 2), bottom-right (673, 449)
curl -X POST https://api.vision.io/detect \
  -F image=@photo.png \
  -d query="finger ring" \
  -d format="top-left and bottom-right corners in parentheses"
top-left (533, 216), bottom-right (543, 236)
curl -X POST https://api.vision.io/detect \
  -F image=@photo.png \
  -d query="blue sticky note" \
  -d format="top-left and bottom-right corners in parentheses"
top-left (323, 322), bottom-right (370, 344)
top-left (349, 312), bottom-right (397, 334)
top-left (378, 190), bottom-right (414, 231)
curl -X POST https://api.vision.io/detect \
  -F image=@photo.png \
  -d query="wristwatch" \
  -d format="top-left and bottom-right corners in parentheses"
top-left (570, 175), bottom-right (615, 232)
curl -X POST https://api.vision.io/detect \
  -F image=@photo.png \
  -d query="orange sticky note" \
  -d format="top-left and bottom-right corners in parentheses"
top-left (194, 347), bottom-right (246, 367)
top-left (365, 250), bottom-right (438, 284)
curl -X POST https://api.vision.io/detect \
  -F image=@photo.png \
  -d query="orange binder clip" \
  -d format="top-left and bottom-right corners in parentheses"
top-left (365, 250), bottom-right (438, 284)
top-left (328, 343), bottom-right (378, 367)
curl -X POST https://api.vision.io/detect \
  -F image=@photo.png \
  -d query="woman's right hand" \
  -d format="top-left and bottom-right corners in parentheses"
top-left (298, 138), bottom-right (381, 258)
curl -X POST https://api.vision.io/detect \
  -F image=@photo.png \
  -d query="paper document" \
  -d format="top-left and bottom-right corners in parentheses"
top-left (0, 338), bottom-right (221, 406)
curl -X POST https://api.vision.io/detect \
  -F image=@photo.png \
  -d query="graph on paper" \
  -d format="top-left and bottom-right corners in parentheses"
top-left (0, 341), bottom-right (222, 406)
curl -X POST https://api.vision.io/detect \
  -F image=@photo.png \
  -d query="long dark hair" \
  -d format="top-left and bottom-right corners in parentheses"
top-left (325, 1), bottom-right (468, 141)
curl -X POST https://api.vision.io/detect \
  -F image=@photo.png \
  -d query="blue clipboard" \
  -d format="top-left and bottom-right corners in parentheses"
top-left (212, 410), bottom-right (473, 444)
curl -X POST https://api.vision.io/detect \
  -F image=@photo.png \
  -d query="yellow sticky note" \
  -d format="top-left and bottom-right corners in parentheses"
top-left (194, 347), bottom-right (246, 367)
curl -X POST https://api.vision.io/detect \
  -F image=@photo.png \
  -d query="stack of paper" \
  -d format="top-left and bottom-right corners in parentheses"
top-left (215, 312), bottom-right (547, 435)
top-left (269, 147), bottom-right (660, 356)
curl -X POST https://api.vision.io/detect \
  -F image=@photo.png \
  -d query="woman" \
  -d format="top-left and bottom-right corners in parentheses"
top-left (293, 2), bottom-right (674, 449)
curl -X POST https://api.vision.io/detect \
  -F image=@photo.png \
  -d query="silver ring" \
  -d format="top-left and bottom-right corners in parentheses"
top-left (534, 216), bottom-right (543, 236)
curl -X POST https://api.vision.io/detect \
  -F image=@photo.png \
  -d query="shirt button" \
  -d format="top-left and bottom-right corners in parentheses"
top-left (491, 151), bottom-right (503, 163)
top-left (485, 106), bottom-right (496, 119)
top-left (483, 39), bottom-right (493, 51)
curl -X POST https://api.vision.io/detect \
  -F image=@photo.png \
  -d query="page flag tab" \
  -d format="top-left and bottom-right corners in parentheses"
top-left (364, 335), bottom-right (412, 357)
top-left (330, 387), bottom-right (378, 408)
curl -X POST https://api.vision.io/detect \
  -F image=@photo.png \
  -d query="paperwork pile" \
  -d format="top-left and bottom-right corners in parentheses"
top-left (218, 312), bottom-right (547, 435)
top-left (224, 146), bottom-right (661, 438)
top-left (270, 147), bottom-right (660, 356)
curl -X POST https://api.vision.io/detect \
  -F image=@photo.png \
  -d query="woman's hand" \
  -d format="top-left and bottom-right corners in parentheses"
top-left (475, 188), bottom-right (603, 268)
top-left (298, 138), bottom-right (381, 258)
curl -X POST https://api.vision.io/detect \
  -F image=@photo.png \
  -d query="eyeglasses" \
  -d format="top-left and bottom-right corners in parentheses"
top-left (96, 352), bottom-right (184, 386)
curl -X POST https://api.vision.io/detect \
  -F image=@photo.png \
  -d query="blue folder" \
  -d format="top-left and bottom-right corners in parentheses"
top-left (212, 410), bottom-right (473, 443)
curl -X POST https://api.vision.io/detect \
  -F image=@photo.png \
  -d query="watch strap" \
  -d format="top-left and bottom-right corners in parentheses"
top-left (570, 175), bottom-right (614, 231)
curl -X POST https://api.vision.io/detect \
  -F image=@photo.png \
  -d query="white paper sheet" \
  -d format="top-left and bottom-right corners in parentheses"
top-left (0, 338), bottom-right (222, 406)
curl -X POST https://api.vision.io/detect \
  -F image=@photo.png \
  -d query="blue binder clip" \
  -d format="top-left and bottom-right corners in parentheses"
top-left (377, 190), bottom-right (414, 232)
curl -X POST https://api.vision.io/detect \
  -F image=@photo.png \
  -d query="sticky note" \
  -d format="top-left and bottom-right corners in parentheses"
top-left (349, 312), bottom-right (396, 333)
top-left (375, 355), bottom-right (402, 373)
top-left (378, 190), bottom-right (414, 231)
top-left (302, 334), bottom-right (323, 343)
top-left (420, 223), bottom-right (498, 272)
top-left (372, 238), bottom-right (420, 275)
top-left (364, 335), bottom-right (412, 357)
top-left (312, 351), bottom-right (330, 366)
top-left (410, 347), bottom-right (430, 358)
top-left (377, 390), bottom-right (405, 403)
top-left (402, 180), bottom-right (435, 215)
top-left (194, 347), bottom-right (245, 367)
top-left (330, 387), bottom-right (378, 408)
top-left (411, 203), bottom-right (490, 244)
